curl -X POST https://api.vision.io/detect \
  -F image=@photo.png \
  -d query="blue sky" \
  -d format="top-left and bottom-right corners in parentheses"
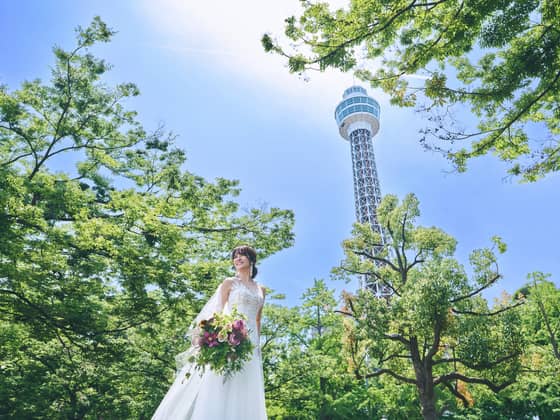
top-left (2, 0), bottom-right (558, 306)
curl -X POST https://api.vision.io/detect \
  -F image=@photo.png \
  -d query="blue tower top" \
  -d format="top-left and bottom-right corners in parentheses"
top-left (335, 85), bottom-right (380, 141)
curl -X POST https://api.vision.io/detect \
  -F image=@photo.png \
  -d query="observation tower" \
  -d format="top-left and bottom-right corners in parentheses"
top-left (335, 86), bottom-right (388, 295)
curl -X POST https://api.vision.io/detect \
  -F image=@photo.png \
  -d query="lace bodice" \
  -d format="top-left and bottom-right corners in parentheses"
top-left (224, 278), bottom-right (264, 343)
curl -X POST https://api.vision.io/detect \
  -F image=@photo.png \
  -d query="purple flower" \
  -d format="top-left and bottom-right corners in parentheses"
top-left (228, 333), bottom-right (241, 346)
top-left (232, 319), bottom-right (245, 330)
top-left (202, 331), bottom-right (219, 347)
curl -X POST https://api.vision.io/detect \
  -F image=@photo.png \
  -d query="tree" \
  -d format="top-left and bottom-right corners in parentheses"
top-left (263, 0), bottom-right (560, 181)
top-left (451, 277), bottom-right (560, 419)
top-left (0, 17), bottom-right (294, 418)
top-left (261, 281), bottom-right (373, 419)
top-left (492, 273), bottom-right (560, 419)
top-left (334, 194), bottom-right (524, 419)
top-left (523, 272), bottom-right (560, 362)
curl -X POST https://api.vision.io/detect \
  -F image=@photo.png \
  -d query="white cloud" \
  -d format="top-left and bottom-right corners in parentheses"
top-left (155, 44), bottom-right (242, 58)
top-left (138, 0), bottom-right (371, 121)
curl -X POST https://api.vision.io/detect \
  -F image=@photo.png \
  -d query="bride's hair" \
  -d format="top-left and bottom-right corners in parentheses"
top-left (232, 245), bottom-right (258, 279)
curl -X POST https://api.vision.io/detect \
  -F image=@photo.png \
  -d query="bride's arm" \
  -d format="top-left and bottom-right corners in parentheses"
top-left (218, 278), bottom-right (234, 312)
top-left (256, 285), bottom-right (266, 335)
top-left (188, 278), bottom-right (233, 347)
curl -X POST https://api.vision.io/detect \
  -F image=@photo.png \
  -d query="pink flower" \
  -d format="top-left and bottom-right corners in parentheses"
top-left (202, 331), bottom-right (219, 347)
top-left (228, 333), bottom-right (241, 346)
top-left (232, 319), bottom-right (245, 331)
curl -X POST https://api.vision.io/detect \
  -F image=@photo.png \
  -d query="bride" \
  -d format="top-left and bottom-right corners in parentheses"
top-left (152, 245), bottom-right (268, 419)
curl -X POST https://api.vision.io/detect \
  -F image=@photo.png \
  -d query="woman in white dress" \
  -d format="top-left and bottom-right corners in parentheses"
top-left (152, 246), bottom-right (268, 419)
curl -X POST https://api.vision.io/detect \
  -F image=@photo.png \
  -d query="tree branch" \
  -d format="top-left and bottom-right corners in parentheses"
top-left (405, 249), bottom-right (425, 275)
top-left (399, 208), bottom-right (409, 282)
top-left (470, 68), bottom-right (560, 157)
top-left (0, 123), bottom-right (39, 167)
top-left (434, 372), bottom-right (515, 392)
top-left (441, 380), bottom-right (470, 407)
top-left (433, 352), bottom-right (519, 369)
top-left (383, 333), bottom-right (411, 346)
top-left (338, 266), bottom-right (402, 297)
top-left (450, 273), bottom-right (501, 303)
top-left (353, 250), bottom-right (400, 273)
top-left (380, 353), bottom-right (412, 364)
top-left (426, 317), bottom-right (443, 360)
top-left (533, 285), bottom-right (560, 361)
top-left (452, 300), bottom-right (524, 316)
top-left (29, 54), bottom-right (74, 180)
top-left (358, 368), bottom-right (417, 385)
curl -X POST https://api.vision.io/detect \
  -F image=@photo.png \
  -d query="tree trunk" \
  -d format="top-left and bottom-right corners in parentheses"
top-left (419, 391), bottom-right (437, 420)
top-left (411, 337), bottom-right (437, 420)
top-left (416, 372), bottom-right (437, 420)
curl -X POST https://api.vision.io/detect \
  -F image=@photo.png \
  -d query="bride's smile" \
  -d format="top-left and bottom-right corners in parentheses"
top-left (233, 255), bottom-right (249, 269)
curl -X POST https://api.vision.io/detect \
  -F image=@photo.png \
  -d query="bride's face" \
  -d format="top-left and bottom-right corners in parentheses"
top-left (233, 253), bottom-right (250, 271)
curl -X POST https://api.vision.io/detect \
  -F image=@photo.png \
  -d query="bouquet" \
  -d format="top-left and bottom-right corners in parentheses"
top-left (187, 306), bottom-right (254, 382)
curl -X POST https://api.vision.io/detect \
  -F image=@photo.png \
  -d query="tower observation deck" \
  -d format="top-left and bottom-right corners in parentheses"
top-left (335, 86), bottom-right (388, 295)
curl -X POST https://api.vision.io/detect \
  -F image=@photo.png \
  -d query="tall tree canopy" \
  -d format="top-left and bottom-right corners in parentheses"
top-left (459, 275), bottom-right (560, 419)
top-left (262, 280), bottom-right (374, 419)
top-left (335, 194), bottom-right (524, 419)
top-left (263, 0), bottom-right (560, 181)
top-left (0, 17), bottom-right (294, 418)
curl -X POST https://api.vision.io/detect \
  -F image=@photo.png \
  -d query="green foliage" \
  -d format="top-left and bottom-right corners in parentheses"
top-left (523, 273), bottom-right (560, 359)
top-left (262, 280), bottom-right (376, 419)
top-left (0, 18), bottom-right (294, 418)
top-left (261, 279), bottom-right (445, 418)
top-left (494, 273), bottom-right (560, 419)
top-left (450, 276), bottom-right (560, 419)
top-left (265, 0), bottom-right (560, 181)
top-left (335, 194), bottom-right (525, 418)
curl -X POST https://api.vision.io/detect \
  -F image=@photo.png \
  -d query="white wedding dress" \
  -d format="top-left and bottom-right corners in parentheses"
top-left (152, 278), bottom-right (267, 419)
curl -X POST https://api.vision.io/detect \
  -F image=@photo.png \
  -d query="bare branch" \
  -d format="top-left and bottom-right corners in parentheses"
top-left (380, 353), bottom-right (412, 364)
top-left (533, 281), bottom-right (560, 361)
top-left (353, 250), bottom-right (400, 273)
top-left (383, 333), bottom-right (411, 346)
top-left (470, 68), bottom-right (560, 157)
top-left (441, 381), bottom-right (470, 407)
top-left (433, 352), bottom-right (519, 369)
top-left (452, 300), bottom-right (524, 317)
top-left (334, 309), bottom-right (355, 318)
top-left (400, 207), bottom-right (409, 273)
top-left (0, 151), bottom-right (35, 167)
top-left (338, 266), bottom-right (402, 297)
top-left (450, 273), bottom-right (501, 303)
top-left (426, 317), bottom-right (443, 360)
top-left (435, 372), bottom-right (515, 392)
top-left (0, 123), bottom-right (39, 167)
top-left (358, 368), bottom-right (417, 385)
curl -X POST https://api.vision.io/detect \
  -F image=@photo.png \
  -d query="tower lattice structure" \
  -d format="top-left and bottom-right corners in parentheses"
top-left (335, 86), bottom-right (389, 296)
